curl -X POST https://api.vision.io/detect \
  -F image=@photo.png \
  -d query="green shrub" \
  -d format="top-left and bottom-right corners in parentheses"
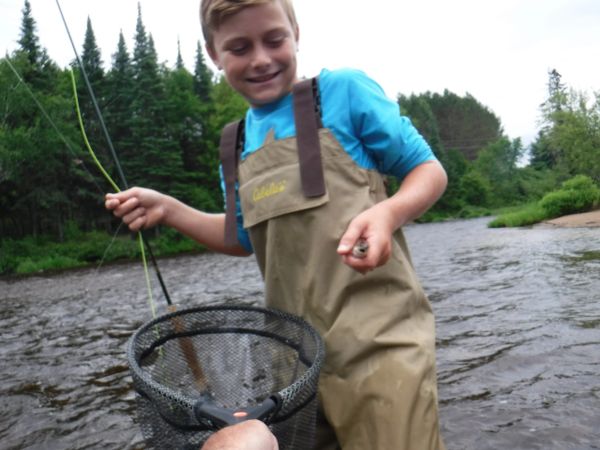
top-left (16, 255), bottom-right (82, 274)
top-left (460, 171), bottom-right (491, 206)
top-left (489, 203), bottom-right (548, 227)
top-left (540, 175), bottom-right (600, 217)
top-left (153, 228), bottom-right (202, 255)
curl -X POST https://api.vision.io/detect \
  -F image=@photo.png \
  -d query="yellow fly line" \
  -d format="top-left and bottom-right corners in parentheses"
top-left (69, 69), bottom-right (157, 319)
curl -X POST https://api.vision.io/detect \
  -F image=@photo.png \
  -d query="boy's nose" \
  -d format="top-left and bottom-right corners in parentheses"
top-left (251, 45), bottom-right (272, 69)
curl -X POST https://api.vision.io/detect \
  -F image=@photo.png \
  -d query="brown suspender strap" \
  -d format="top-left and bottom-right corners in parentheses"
top-left (220, 78), bottom-right (324, 245)
top-left (220, 120), bottom-right (244, 247)
top-left (293, 78), bottom-right (326, 198)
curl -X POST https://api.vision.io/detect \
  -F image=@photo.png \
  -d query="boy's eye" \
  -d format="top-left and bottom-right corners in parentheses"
top-left (229, 45), bottom-right (248, 55)
top-left (266, 35), bottom-right (285, 47)
top-left (225, 40), bottom-right (250, 55)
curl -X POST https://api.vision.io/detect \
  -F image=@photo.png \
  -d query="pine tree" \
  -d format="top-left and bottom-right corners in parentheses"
top-left (544, 69), bottom-right (568, 115)
top-left (17, 0), bottom-right (42, 69)
top-left (193, 41), bottom-right (213, 102)
top-left (105, 31), bottom-right (135, 184)
top-left (76, 17), bottom-right (107, 169)
top-left (176, 38), bottom-right (185, 70)
top-left (130, 5), bottom-right (182, 192)
top-left (532, 69), bottom-right (569, 171)
top-left (3, 1), bottom-right (78, 238)
top-left (81, 17), bottom-right (104, 83)
top-left (16, 0), bottom-right (55, 88)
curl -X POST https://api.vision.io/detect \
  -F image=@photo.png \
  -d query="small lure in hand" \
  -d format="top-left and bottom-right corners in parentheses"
top-left (352, 239), bottom-right (369, 259)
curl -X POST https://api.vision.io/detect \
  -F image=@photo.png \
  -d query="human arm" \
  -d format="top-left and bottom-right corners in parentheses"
top-left (200, 420), bottom-right (279, 450)
top-left (337, 159), bottom-right (447, 273)
top-left (319, 69), bottom-right (446, 272)
top-left (105, 187), bottom-right (250, 256)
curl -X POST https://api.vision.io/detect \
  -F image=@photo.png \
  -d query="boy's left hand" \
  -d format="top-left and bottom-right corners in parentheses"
top-left (336, 202), bottom-right (395, 274)
top-left (336, 161), bottom-right (448, 274)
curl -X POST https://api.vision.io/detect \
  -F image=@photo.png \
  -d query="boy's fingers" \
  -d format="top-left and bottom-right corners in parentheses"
top-left (337, 227), bottom-right (364, 255)
top-left (128, 216), bottom-right (146, 232)
top-left (123, 207), bottom-right (146, 226)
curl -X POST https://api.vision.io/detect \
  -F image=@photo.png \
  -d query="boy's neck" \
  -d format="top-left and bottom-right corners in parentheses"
top-left (249, 91), bottom-right (293, 116)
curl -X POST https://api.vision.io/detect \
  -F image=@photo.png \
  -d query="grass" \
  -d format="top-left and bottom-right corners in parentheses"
top-left (0, 228), bottom-right (204, 277)
top-left (488, 203), bottom-right (549, 228)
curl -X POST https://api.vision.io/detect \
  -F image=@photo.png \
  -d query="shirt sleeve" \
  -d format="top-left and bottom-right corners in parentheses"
top-left (323, 68), bottom-right (436, 179)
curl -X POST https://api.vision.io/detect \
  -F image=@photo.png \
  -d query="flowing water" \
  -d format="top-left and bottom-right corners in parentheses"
top-left (1, 217), bottom-right (599, 449)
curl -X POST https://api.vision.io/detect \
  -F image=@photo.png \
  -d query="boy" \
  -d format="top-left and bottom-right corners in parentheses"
top-left (106, 0), bottom-right (447, 448)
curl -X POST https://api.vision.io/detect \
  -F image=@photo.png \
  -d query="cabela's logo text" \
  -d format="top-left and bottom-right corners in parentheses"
top-left (253, 180), bottom-right (287, 202)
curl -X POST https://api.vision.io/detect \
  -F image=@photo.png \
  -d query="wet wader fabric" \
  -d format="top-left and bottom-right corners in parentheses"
top-left (220, 79), bottom-right (445, 450)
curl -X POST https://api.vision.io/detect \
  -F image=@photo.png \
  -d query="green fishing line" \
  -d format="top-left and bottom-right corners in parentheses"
top-left (69, 69), bottom-right (157, 317)
top-left (70, 70), bottom-right (120, 193)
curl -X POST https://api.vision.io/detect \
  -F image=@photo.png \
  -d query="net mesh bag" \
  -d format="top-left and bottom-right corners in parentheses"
top-left (127, 304), bottom-right (325, 450)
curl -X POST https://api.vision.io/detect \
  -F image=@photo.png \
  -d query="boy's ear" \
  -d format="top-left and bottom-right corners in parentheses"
top-left (205, 43), bottom-right (222, 70)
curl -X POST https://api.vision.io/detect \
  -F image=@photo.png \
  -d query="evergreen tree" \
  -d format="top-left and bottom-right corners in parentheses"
top-left (18, 0), bottom-right (41, 67)
top-left (130, 5), bottom-right (182, 193)
top-left (531, 69), bottom-right (569, 171)
top-left (105, 31), bottom-right (135, 185)
top-left (210, 75), bottom-right (247, 130)
top-left (544, 69), bottom-right (568, 115)
top-left (76, 17), bottom-right (107, 167)
top-left (194, 41), bottom-right (213, 102)
top-left (164, 63), bottom-right (219, 209)
top-left (80, 17), bottom-right (104, 84)
top-left (2, 2), bottom-right (79, 238)
top-left (176, 38), bottom-right (185, 70)
top-left (15, 0), bottom-right (56, 88)
top-left (1, 62), bottom-right (83, 239)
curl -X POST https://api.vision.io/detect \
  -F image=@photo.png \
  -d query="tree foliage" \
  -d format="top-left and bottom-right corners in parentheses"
top-left (0, 2), bottom-right (229, 239)
top-left (400, 90), bottom-right (503, 161)
top-left (531, 69), bottom-right (600, 183)
top-left (1, 2), bottom-right (599, 247)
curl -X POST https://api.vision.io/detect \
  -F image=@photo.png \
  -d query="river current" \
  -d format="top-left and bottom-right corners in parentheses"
top-left (1, 217), bottom-right (599, 449)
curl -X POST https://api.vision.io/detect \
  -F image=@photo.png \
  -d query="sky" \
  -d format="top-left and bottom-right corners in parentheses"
top-left (1, 0), bottom-right (600, 147)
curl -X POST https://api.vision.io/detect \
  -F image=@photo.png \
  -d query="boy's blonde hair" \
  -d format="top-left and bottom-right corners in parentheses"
top-left (200, 0), bottom-right (298, 50)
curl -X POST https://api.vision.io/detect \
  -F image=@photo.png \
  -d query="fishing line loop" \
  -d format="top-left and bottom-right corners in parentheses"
top-left (55, 0), bottom-right (173, 308)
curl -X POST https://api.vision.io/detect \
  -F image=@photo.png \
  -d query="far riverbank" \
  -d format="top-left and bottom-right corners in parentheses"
top-left (541, 209), bottom-right (600, 227)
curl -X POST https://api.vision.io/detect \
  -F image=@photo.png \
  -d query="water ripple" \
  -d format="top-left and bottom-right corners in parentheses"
top-left (1, 220), bottom-right (599, 449)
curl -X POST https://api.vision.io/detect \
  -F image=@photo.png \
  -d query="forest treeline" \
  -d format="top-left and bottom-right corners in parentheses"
top-left (1, 1), bottom-right (599, 263)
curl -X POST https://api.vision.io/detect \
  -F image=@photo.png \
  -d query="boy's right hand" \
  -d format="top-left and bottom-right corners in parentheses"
top-left (105, 187), bottom-right (166, 232)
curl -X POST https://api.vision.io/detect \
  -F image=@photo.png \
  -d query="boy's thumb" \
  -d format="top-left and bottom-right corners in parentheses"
top-left (337, 229), bottom-right (361, 255)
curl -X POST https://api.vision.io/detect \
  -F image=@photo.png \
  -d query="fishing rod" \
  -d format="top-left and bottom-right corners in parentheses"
top-left (54, 0), bottom-right (172, 307)
top-left (53, 1), bottom-right (208, 390)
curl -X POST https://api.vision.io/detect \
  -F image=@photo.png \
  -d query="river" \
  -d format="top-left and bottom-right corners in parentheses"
top-left (1, 217), bottom-right (599, 449)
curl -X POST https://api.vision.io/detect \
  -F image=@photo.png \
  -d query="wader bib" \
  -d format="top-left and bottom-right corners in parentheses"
top-left (221, 79), bottom-right (444, 450)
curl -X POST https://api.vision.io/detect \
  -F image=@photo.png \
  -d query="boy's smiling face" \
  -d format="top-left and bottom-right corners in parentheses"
top-left (207, 1), bottom-right (300, 107)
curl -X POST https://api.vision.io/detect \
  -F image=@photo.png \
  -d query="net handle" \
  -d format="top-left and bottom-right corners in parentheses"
top-left (193, 395), bottom-right (281, 429)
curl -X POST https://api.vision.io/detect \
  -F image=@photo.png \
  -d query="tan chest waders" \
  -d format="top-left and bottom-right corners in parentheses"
top-left (220, 79), bottom-right (445, 450)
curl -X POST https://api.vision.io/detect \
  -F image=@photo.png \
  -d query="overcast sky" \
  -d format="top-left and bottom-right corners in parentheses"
top-left (2, 0), bottom-right (599, 147)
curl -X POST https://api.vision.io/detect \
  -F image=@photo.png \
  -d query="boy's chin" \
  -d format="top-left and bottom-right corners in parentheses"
top-left (247, 92), bottom-right (288, 108)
